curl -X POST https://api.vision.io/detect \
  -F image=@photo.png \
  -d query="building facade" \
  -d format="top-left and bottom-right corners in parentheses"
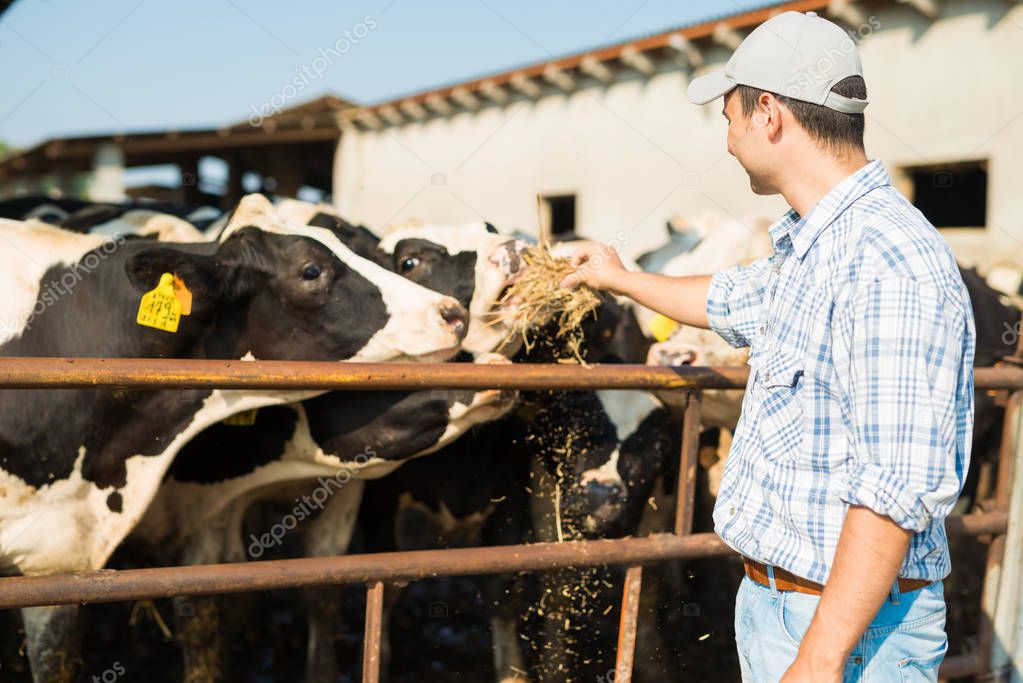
top-left (334, 0), bottom-right (1023, 269)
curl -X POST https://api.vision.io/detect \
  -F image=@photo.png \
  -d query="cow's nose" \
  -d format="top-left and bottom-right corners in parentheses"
top-left (437, 301), bottom-right (468, 340)
top-left (585, 480), bottom-right (626, 511)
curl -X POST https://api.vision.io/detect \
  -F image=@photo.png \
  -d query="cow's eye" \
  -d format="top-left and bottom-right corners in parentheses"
top-left (399, 256), bottom-right (421, 273)
top-left (301, 264), bottom-right (322, 281)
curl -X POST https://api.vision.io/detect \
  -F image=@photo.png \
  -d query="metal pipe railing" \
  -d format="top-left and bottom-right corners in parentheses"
top-left (0, 534), bottom-right (733, 609)
top-left (0, 357), bottom-right (749, 390)
top-left (0, 515), bottom-right (1002, 611)
top-left (0, 357), bottom-right (1017, 390)
top-left (0, 357), bottom-right (1016, 682)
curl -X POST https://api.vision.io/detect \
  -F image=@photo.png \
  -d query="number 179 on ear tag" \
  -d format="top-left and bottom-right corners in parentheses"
top-left (137, 273), bottom-right (182, 333)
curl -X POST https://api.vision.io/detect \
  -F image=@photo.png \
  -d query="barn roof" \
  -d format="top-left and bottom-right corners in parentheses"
top-left (340, 0), bottom-right (930, 130)
top-left (0, 94), bottom-right (356, 181)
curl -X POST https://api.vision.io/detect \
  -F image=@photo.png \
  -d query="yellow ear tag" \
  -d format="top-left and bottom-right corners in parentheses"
top-left (223, 409), bottom-right (259, 426)
top-left (172, 275), bottom-right (192, 316)
top-left (649, 313), bottom-right (680, 343)
top-left (136, 272), bottom-right (182, 333)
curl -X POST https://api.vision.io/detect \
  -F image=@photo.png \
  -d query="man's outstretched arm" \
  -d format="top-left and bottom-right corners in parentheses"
top-left (563, 242), bottom-right (774, 349)
top-left (561, 242), bottom-right (712, 328)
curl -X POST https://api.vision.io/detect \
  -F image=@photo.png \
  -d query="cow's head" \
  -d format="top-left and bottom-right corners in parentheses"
top-left (124, 195), bottom-right (466, 362)
top-left (273, 198), bottom-right (386, 267)
top-left (528, 390), bottom-right (673, 539)
top-left (646, 325), bottom-right (747, 431)
top-left (378, 221), bottom-right (528, 356)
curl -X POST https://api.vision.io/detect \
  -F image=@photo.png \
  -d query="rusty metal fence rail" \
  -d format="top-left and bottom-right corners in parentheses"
top-left (0, 358), bottom-right (1020, 682)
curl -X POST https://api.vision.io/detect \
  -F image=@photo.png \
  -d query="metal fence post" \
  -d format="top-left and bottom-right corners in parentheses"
top-left (675, 390), bottom-right (703, 536)
top-left (613, 565), bottom-right (644, 683)
top-left (990, 391), bottom-right (1023, 679)
top-left (363, 581), bottom-right (385, 683)
top-left (976, 391), bottom-right (1020, 679)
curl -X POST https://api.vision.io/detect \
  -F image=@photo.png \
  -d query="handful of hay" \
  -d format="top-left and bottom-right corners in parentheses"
top-left (499, 245), bottom-right (602, 362)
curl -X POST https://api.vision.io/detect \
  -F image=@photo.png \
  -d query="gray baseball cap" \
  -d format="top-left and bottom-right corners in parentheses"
top-left (687, 11), bottom-right (868, 113)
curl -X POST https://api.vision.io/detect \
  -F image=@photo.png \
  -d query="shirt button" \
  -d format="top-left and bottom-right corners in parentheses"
top-left (729, 506), bottom-right (737, 516)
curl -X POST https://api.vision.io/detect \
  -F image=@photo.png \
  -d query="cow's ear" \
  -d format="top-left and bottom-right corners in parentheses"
top-left (124, 248), bottom-right (220, 303)
top-left (212, 227), bottom-right (274, 300)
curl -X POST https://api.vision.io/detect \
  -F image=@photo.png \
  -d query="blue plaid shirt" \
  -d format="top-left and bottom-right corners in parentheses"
top-left (707, 160), bottom-right (975, 584)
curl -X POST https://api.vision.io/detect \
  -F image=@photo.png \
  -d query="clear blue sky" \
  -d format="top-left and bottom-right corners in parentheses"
top-left (0, 0), bottom-right (771, 149)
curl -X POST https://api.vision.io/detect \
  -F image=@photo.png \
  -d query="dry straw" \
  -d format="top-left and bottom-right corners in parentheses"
top-left (499, 245), bottom-right (601, 362)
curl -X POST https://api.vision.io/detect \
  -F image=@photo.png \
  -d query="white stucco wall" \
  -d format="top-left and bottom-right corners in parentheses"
top-left (335, 0), bottom-right (1023, 267)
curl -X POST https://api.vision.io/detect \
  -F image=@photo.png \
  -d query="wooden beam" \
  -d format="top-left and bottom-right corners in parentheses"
top-left (666, 33), bottom-right (703, 68)
top-left (509, 72), bottom-right (542, 98)
top-left (580, 56), bottom-right (615, 83)
top-left (619, 46), bottom-right (656, 76)
top-left (377, 105), bottom-right (405, 126)
top-left (49, 127), bottom-right (340, 162)
top-left (399, 100), bottom-right (428, 121)
top-left (450, 87), bottom-right (480, 110)
top-left (424, 94), bottom-right (453, 115)
top-left (826, 0), bottom-right (869, 26)
top-left (356, 110), bottom-right (383, 130)
top-left (479, 79), bottom-right (509, 104)
top-left (712, 23), bottom-right (744, 50)
top-left (543, 65), bottom-right (575, 91)
top-left (337, 119), bottom-right (359, 136)
top-left (898, 0), bottom-right (939, 18)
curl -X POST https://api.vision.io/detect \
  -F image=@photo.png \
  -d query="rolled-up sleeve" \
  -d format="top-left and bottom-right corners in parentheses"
top-left (835, 277), bottom-right (971, 533)
top-left (706, 258), bottom-right (771, 348)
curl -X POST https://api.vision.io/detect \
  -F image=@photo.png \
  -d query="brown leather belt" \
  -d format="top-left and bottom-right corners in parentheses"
top-left (743, 558), bottom-right (932, 597)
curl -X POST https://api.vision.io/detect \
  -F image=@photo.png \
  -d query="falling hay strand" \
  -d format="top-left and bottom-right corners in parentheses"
top-left (499, 245), bottom-right (602, 362)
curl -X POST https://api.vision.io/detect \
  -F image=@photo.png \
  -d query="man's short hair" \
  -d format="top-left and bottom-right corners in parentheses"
top-left (736, 76), bottom-right (866, 151)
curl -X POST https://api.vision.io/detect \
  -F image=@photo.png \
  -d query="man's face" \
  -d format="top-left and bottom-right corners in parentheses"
top-left (722, 89), bottom-right (777, 196)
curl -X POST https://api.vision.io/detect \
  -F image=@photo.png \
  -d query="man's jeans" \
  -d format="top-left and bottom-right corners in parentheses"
top-left (734, 575), bottom-right (948, 682)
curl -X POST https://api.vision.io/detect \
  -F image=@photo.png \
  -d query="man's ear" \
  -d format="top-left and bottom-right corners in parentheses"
top-left (213, 226), bottom-right (275, 300)
top-left (758, 92), bottom-right (783, 139)
top-left (124, 247), bottom-right (220, 306)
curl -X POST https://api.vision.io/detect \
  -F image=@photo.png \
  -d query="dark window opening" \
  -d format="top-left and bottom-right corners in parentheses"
top-left (904, 160), bottom-right (987, 228)
top-left (543, 194), bottom-right (576, 236)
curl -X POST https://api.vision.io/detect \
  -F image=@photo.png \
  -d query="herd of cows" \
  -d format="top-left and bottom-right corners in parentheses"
top-left (0, 194), bottom-right (1017, 682)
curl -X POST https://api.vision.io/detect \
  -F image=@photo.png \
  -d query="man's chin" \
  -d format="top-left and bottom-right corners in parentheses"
top-left (749, 179), bottom-right (775, 196)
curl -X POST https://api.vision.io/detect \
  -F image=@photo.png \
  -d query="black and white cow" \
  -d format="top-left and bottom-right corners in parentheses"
top-left (129, 209), bottom-right (527, 681)
top-left (634, 216), bottom-right (704, 274)
top-left (0, 195), bottom-right (94, 223)
top-left (274, 198), bottom-right (382, 261)
top-left (0, 196), bottom-right (223, 236)
top-left (352, 292), bottom-right (675, 683)
top-left (0, 194), bottom-right (468, 682)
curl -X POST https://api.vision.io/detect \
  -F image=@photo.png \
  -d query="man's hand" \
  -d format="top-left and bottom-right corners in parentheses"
top-left (559, 241), bottom-right (714, 330)
top-left (560, 241), bottom-right (629, 293)
top-left (779, 653), bottom-right (843, 683)
top-left (781, 506), bottom-right (912, 682)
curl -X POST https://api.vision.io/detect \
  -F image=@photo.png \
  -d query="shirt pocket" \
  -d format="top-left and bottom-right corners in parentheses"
top-left (754, 350), bottom-right (805, 463)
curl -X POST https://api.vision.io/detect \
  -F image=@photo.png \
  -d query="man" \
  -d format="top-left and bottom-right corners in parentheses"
top-left (565, 11), bottom-right (975, 683)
